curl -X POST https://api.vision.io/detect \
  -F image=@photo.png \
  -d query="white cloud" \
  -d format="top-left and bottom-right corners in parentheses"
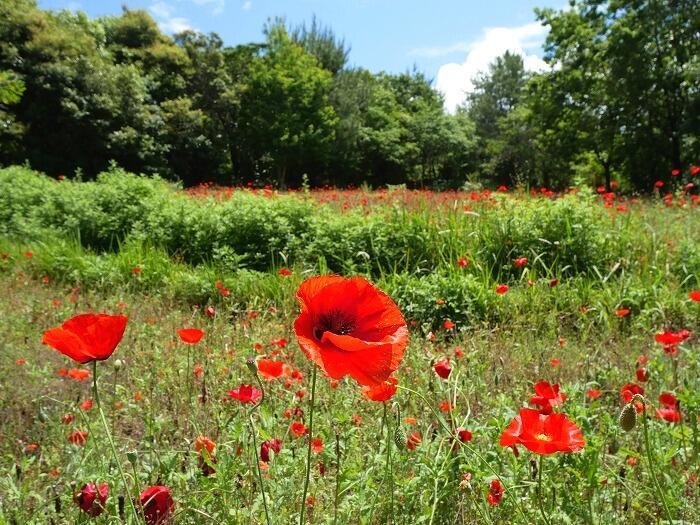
top-left (190, 0), bottom-right (225, 15)
top-left (150, 2), bottom-right (194, 34)
top-left (149, 1), bottom-right (174, 19)
top-left (242, 1), bottom-right (252, 11)
top-left (158, 16), bottom-right (193, 33)
top-left (434, 22), bottom-right (550, 112)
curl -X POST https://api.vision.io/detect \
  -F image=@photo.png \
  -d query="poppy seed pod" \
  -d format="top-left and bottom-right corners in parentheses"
top-left (394, 425), bottom-right (407, 450)
top-left (619, 403), bottom-right (637, 432)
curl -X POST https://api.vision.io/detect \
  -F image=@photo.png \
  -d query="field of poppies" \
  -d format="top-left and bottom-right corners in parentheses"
top-left (0, 165), bottom-right (699, 524)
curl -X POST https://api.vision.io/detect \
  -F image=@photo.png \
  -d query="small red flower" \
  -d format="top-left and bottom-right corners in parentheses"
top-left (495, 284), bottom-right (509, 295)
top-left (529, 381), bottom-right (566, 414)
top-left (443, 319), bottom-right (455, 330)
top-left (311, 437), bottom-right (323, 453)
top-left (620, 383), bottom-right (644, 404)
top-left (690, 290), bottom-right (700, 302)
top-left (500, 408), bottom-right (584, 455)
top-left (260, 438), bottom-right (282, 462)
top-left (194, 435), bottom-right (216, 456)
top-left (75, 482), bottom-right (109, 517)
top-left (433, 359), bottom-right (452, 379)
top-left (487, 479), bottom-right (503, 506)
top-left (654, 329), bottom-right (691, 355)
top-left (586, 389), bottom-right (602, 400)
top-left (293, 276), bottom-right (408, 387)
top-left (513, 257), bottom-right (528, 268)
top-left (178, 328), bottom-right (204, 344)
top-left (139, 486), bottom-right (174, 525)
top-left (205, 306), bottom-right (215, 318)
top-left (615, 308), bottom-right (630, 317)
top-left (62, 413), bottom-right (75, 424)
top-left (671, 169), bottom-right (681, 176)
top-left (67, 368), bottom-right (91, 381)
top-left (80, 399), bottom-right (94, 411)
top-left (278, 268), bottom-right (293, 277)
top-left (635, 367), bottom-right (649, 382)
top-left (43, 314), bottom-right (128, 364)
top-left (257, 359), bottom-right (284, 380)
top-left (457, 257), bottom-right (470, 268)
top-left (270, 337), bottom-right (288, 348)
top-left (362, 376), bottom-right (398, 402)
top-left (291, 421), bottom-right (308, 437)
top-left (656, 393), bottom-right (680, 423)
top-left (407, 432), bottom-right (422, 450)
top-left (226, 384), bottom-right (262, 404)
top-left (456, 428), bottom-right (473, 443)
top-left (68, 430), bottom-right (89, 446)
top-left (654, 181), bottom-right (664, 188)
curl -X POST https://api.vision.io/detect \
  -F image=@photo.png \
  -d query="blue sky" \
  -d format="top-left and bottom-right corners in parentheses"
top-left (38, 0), bottom-right (562, 110)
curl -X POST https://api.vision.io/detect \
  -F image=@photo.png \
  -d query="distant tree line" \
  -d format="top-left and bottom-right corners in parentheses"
top-left (0, 0), bottom-right (698, 189)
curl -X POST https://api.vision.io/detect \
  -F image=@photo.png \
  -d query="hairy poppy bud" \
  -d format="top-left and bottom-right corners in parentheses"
top-left (114, 359), bottom-right (124, 370)
top-left (394, 425), bottom-right (407, 450)
top-left (619, 403), bottom-right (637, 432)
top-left (246, 357), bottom-right (258, 375)
top-left (126, 451), bottom-right (138, 465)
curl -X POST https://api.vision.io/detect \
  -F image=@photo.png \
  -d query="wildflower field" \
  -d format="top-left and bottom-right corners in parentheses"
top-left (0, 165), bottom-right (699, 524)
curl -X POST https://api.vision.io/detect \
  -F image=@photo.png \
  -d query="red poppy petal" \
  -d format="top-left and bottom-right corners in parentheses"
top-left (43, 328), bottom-right (95, 364)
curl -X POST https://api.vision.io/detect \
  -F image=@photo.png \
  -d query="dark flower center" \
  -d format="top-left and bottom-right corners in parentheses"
top-left (313, 310), bottom-right (355, 341)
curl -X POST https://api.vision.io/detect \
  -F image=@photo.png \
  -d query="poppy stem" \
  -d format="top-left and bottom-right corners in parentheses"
top-left (299, 366), bottom-right (317, 525)
top-left (537, 455), bottom-right (551, 525)
top-left (633, 394), bottom-right (673, 522)
top-left (384, 403), bottom-right (394, 524)
top-left (92, 362), bottom-right (140, 523)
top-left (248, 412), bottom-right (272, 525)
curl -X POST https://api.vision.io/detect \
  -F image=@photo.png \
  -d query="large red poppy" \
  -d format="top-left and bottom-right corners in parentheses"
top-left (43, 314), bottom-right (127, 364)
top-left (293, 276), bottom-right (408, 387)
top-left (499, 408), bottom-right (585, 455)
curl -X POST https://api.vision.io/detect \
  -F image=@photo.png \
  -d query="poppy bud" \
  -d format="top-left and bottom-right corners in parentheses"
top-left (114, 359), bottom-right (124, 370)
top-left (246, 357), bottom-right (258, 375)
top-left (126, 451), bottom-right (138, 465)
top-left (394, 425), bottom-right (407, 450)
top-left (619, 403), bottom-right (637, 432)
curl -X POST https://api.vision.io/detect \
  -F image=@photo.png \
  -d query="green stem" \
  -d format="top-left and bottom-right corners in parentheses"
top-left (635, 396), bottom-right (673, 522)
top-left (385, 403), bottom-right (394, 524)
top-left (249, 413), bottom-right (272, 525)
top-left (537, 455), bottom-right (551, 525)
top-left (299, 366), bottom-right (317, 525)
top-left (92, 362), bottom-right (140, 523)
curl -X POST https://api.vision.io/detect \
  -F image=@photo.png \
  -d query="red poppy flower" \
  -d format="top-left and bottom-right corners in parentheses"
top-left (691, 165), bottom-right (700, 176)
top-left (75, 482), bottom-right (109, 517)
top-left (67, 368), bottom-right (91, 381)
top-left (443, 319), bottom-right (455, 330)
top-left (499, 408), bottom-right (585, 454)
top-left (529, 381), bottom-right (567, 414)
top-left (487, 479), bottom-right (503, 506)
top-left (140, 486), bottom-right (174, 525)
top-left (550, 357), bottom-right (560, 367)
top-left (688, 289), bottom-right (699, 301)
top-left (656, 392), bottom-right (680, 423)
top-left (226, 384), bottom-right (262, 404)
top-left (495, 284), bottom-right (509, 295)
top-left (291, 421), bottom-right (308, 437)
top-left (205, 306), bottom-right (215, 318)
top-left (62, 413), bottom-right (75, 424)
top-left (178, 328), bottom-right (204, 344)
top-left (615, 308), bottom-right (630, 317)
top-left (311, 437), bottom-right (324, 453)
top-left (278, 268), bottom-right (293, 277)
top-left (586, 389), bottom-right (602, 400)
top-left (257, 359), bottom-right (284, 380)
top-left (80, 399), bottom-right (93, 411)
top-left (68, 430), bottom-right (89, 446)
top-left (514, 257), bottom-right (528, 268)
top-left (194, 436), bottom-right (216, 456)
top-left (43, 314), bottom-right (128, 364)
top-left (654, 330), bottom-right (690, 355)
top-left (620, 383), bottom-right (644, 404)
top-left (671, 169), bottom-right (681, 176)
top-left (433, 359), bottom-right (452, 379)
top-left (457, 257), bottom-right (470, 267)
top-left (407, 432), bottom-right (422, 450)
top-left (457, 428), bottom-right (473, 443)
top-left (260, 438), bottom-right (282, 462)
top-left (635, 367), bottom-right (649, 382)
top-left (293, 276), bottom-right (408, 387)
top-left (362, 376), bottom-right (398, 401)
top-left (270, 337), bottom-right (288, 348)
top-left (654, 181), bottom-right (664, 188)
